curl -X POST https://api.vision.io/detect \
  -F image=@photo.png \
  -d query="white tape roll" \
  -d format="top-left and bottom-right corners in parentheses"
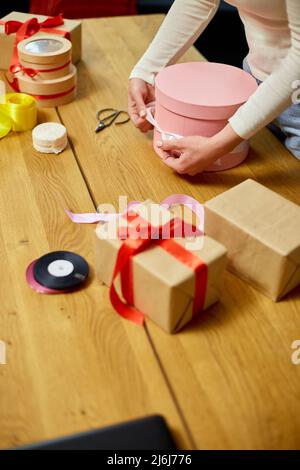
top-left (32, 122), bottom-right (68, 154)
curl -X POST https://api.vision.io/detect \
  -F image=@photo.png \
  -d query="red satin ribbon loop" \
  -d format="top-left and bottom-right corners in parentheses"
top-left (1, 14), bottom-right (65, 36)
top-left (110, 237), bottom-right (150, 325)
top-left (9, 60), bottom-right (71, 78)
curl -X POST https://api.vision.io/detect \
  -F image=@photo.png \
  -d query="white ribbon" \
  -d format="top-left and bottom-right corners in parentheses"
top-left (146, 108), bottom-right (248, 164)
top-left (146, 109), bottom-right (183, 141)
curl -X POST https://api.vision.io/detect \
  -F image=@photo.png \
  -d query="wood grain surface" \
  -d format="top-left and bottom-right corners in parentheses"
top-left (0, 13), bottom-right (300, 450)
top-left (58, 15), bottom-right (300, 450)
top-left (0, 75), bottom-right (192, 450)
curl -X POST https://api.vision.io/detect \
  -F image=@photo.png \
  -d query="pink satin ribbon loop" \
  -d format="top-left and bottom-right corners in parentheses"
top-left (66, 194), bottom-right (205, 234)
top-left (160, 194), bottom-right (205, 234)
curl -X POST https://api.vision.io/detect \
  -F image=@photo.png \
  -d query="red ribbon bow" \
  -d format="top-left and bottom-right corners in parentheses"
top-left (110, 212), bottom-right (208, 327)
top-left (9, 59), bottom-right (72, 79)
top-left (2, 14), bottom-right (66, 38)
top-left (9, 63), bottom-right (38, 78)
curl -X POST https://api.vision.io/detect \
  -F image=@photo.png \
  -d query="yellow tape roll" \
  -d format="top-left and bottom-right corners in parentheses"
top-left (0, 93), bottom-right (37, 138)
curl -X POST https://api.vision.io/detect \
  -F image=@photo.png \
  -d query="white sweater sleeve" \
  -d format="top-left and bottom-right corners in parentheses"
top-left (130, 0), bottom-right (220, 85)
top-left (131, 0), bottom-right (300, 141)
top-left (229, 0), bottom-right (300, 139)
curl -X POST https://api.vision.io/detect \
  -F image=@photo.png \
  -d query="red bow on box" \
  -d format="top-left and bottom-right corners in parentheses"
top-left (110, 211), bottom-right (208, 326)
top-left (0, 14), bottom-right (70, 92)
top-left (2, 13), bottom-right (67, 37)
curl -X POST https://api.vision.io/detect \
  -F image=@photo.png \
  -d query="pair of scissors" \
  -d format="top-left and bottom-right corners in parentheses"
top-left (95, 108), bottom-right (130, 133)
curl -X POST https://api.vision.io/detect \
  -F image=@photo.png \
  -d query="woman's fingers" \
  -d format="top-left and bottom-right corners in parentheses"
top-left (128, 78), bottom-right (155, 131)
top-left (128, 92), bottom-right (153, 131)
top-left (163, 156), bottom-right (187, 174)
top-left (128, 91), bottom-right (144, 127)
top-left (139, 121), bottom-right (154, 133)
top-left (134, 93), bottom-right (147, 118)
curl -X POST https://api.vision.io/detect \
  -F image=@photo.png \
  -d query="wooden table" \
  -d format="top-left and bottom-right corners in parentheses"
top-left (0, 14), bottom-right (300, 450)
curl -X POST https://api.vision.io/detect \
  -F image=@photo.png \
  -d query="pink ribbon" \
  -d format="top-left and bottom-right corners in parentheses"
top-left (66, 194), bottom-right (205, 234)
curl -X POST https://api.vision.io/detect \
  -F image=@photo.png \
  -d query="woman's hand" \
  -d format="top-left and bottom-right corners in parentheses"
top-left (128, 78), bottom-right (155, 132)
top-left (157, 124), bottom-right (244, 175)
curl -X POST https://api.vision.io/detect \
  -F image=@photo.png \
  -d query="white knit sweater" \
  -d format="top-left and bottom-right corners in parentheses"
top-left (130, 0), bottom-right (300, 140)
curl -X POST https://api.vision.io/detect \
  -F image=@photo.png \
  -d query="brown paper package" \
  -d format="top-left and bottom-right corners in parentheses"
top-left (0, 11), bottom-right (81, 70)
top-left (95, 201), bottom-right (227, 333)
top-left (204, 179), bottom-right (300, 301)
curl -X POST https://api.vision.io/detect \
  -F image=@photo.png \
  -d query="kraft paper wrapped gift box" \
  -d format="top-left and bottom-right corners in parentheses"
top-left (204, 179), bottom-right (300, 301)
top-left (0, 11), bottom-right (81, 70)
top-left (95, 201), bottom-right (227, 333)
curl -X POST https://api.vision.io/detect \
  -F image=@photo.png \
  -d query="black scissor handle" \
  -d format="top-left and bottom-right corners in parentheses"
top-left (95, 108), bottom-right (117, 133)
top-left (96, 108), bottom-right (118, 122)
top-left (95, 108), bottom-right (130, 133)
top-left (114, 111), bottom-right (130, 125)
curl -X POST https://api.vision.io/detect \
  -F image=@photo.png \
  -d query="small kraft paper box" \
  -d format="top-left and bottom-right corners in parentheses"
top-left (95, 200), bottom-right (227, 333)
top-left (0, 11), bottom-right (81, 70)
top-left (204, 179), bottom-right (300, 301)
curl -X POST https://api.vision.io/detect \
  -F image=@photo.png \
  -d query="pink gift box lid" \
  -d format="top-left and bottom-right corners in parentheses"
top-left (155, 62), bottom-right (258, 120)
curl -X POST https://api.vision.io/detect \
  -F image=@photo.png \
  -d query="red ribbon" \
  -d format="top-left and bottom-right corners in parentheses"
top-left (5, 72), bottom-right (75, 100)
top-left (9, 60), bottom-right (71, 78)
top-left (10, 64), bottom-right (38, 78)
top-left (0, 14), bottom-right (70, 92)
top-left (0, 14), bottom-right (68, 38)
top-left (110, 212), bottom-right (208, 326)
top-left (29, 85), bottom-right (76, 101)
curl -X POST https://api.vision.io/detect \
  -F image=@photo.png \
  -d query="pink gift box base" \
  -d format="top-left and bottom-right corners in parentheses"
top-left (153, 62), bottom-right (258, 172)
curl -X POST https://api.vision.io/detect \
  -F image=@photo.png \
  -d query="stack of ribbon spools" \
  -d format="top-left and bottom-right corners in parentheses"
top-left (8, 34), bottom-right (76, 107)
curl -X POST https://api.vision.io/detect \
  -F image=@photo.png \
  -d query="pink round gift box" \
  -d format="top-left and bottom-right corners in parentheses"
top-left (153, 62), bottom-right (258, 171)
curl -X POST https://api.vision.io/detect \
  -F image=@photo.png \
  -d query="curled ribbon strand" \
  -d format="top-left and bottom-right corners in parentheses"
top-left (146, 108), bottom-right (183, 141)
